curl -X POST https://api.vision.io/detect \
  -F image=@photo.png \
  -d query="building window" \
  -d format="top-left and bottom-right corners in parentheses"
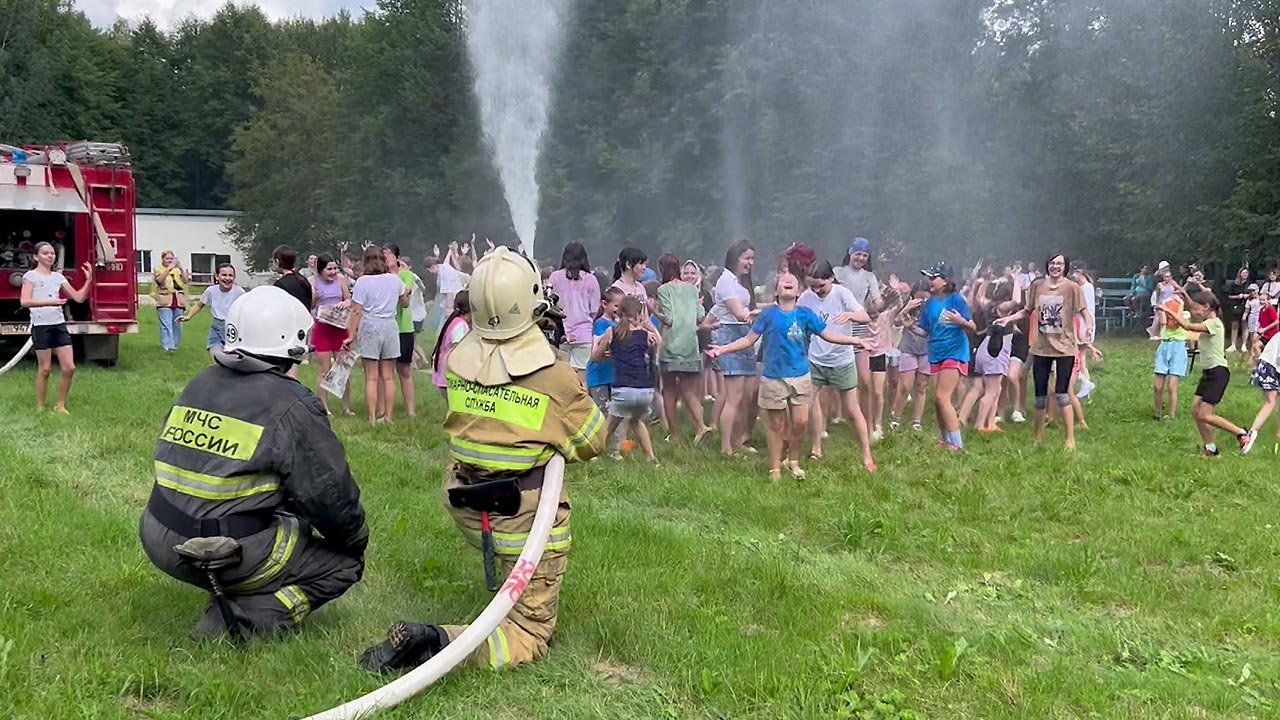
top-left (191, 253), bottom-right (231, 284)
top-left (135, 249), bottom-right (153, 273)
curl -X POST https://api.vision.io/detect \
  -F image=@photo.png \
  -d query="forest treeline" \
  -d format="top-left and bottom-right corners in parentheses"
top-left (1, 0), bottom-right (1277, 274)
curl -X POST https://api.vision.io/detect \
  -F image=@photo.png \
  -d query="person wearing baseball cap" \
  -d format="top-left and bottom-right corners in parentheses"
top-left (903, 262), bottom-right (974, 450)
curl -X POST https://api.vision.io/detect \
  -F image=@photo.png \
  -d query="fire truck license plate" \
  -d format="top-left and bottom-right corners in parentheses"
top-left (0, 323), bottom-right (31, 336)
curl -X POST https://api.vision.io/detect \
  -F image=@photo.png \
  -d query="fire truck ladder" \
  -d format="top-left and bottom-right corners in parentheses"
top-left (64, 141), bottom-right (130, 265)
top-left (64, 142), bottom-right (134, 323)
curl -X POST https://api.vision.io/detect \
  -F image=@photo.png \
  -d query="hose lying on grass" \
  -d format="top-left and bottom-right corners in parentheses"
top-left (301, 454), bottom-right (567, 720)
top-left (0, 339), bottom-right (33, 376)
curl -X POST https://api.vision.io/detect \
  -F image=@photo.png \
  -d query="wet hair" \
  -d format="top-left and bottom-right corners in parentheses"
top-left (34, 241), bottom-right (55, 256)
top-left (992, 281), bottom-right (1013, 303)
top-left (560, 242), bottom-right (590, 281)
top-left (617, 295), bottom-right (645, 322)
top-left (723, 240), bottom-right (756, 308)
top-left (316, 254), bottom-right (337, 273)
top-left (1192, 290), bottom-right (1220, 313)
top-left (459, 256), bottom-right (475, 275)
top-left (613, 247), bottom-right (647, 281)
top-left (362, 246), bottom-right (389, 275)
top-left (784, 244), bottom-right (816, 279)
top-left (596, 287), bottom-right (625, 319)
top-left (431, 290), bottom-right (471, 370)
top-left (808, 260), bottom-right (836, 281)
top-left (657, 252), bottom-right (681, 284)
top-left (215, 262), bottom-right (236, 275)
top-left (384, 243), bottom-right (402, 259)
top-left (273, 245), bottom-right (297, 270)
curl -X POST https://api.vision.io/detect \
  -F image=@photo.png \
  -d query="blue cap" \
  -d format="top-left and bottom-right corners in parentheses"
top-left (921, 262), bottom-right (954, 280)
top-left (848, 237), bottom-right (870, 255)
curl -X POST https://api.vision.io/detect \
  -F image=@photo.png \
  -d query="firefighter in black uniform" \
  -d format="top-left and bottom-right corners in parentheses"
top-left (139, 285), bottom-right (369, 638)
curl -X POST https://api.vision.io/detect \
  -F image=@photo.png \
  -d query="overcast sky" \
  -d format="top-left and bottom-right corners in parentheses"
top-left (79, 0), bottom-right (369, 27)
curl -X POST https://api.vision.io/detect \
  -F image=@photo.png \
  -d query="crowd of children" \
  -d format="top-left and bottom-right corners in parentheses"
top-left (23, 233), bottom-right (1280, 469)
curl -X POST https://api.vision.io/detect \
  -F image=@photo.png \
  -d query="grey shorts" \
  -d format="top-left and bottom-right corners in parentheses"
top-left (562, 342), bottom-right (591, 370)
top-left (358, 316), bottom-right (400, 360)
top-left (609, 386), bottom-right (655, 419)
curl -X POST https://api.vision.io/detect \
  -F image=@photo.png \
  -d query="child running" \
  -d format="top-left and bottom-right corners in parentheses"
top-left (430, 290), bottom-right (471, 399)
top-left (708, 272), bottom-right (870, 481)
top-left (1245, 329), bottom-right (1280, 453)
top-left (20, 242), bottom-right (93, 414)
top-left (593, 296), bottom-right (662, 465)
top-left (904, 263), bottom-right (974, 450)
top-left (1159, 291), bottom-right (1253, 456)
top-left (178, 262), bottom-right (245, 363)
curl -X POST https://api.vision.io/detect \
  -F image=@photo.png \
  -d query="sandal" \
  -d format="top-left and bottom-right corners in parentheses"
top-left (809, 451), bottom-right (823, 461)
top-left (767, 469), bottom-right (782, 482)
top-left (693, 427), bottom-right (713, 446)
top-left (787, 461), bottom-right (807, 480)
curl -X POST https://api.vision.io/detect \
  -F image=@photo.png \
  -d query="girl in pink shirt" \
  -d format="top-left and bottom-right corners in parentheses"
top-left (431, 291), bottom-right (472, 397)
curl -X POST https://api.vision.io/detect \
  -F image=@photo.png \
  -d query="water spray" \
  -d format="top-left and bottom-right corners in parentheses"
top-left (465, 0), bottom-right (571, 258)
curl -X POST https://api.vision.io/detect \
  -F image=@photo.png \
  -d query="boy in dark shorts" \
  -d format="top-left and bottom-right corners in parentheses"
top-left (1159, 291), bottom-right (1254, 456)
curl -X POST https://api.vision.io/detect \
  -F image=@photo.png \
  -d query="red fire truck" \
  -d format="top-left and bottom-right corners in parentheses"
top-left (0, 141), bottom-right (138, 366)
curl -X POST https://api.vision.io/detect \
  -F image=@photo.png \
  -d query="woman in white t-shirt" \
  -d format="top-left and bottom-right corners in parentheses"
top-left (20, 241), bottom-right (93, 413)
top-left (344, 247), bottom-right (410, 424)
top-left (709, 239), bottom-right (759, 455)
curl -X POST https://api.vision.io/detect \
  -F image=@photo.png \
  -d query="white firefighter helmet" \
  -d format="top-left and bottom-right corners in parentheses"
top-left (448, 246), bottom-right (555, 386)
top-left (222, 286), bottom-right (313, 362)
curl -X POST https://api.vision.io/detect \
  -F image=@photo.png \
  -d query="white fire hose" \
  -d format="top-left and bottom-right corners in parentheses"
top-left (0, 339), bottom-right (33, 376)
top-left (302, 454), bottom-right (567, 720)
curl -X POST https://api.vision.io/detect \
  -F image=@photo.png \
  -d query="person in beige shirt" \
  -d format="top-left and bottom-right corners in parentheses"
top-left (996, 253), bottom-right (1100, 451)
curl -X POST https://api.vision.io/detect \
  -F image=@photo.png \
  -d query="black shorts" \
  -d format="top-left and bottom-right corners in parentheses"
top-left (1195, 366), bottom-right (1230, 405)
top-left (1011, 332), bottom-right (1030, 362)
top-left (869, 354), bottom-right (887, 373)
top-left (32, 324), bottom-right (72, 351)
top-left (397, 332), bottom-right (415, 365)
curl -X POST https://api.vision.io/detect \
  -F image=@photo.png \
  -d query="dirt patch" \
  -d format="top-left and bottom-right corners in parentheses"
top-left (740, 623), bottom-right (768, 637)
top-left (1107, 603), bottom-right (1136, 617)
top-left (592, 659), bottom-right (645, 686)
top-left (842, 610), bottom-right (886, 630)
top-left (122, 694), bottom-right (176, 717)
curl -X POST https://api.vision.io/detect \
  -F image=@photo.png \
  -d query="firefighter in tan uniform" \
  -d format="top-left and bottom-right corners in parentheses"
top-left (361, 246), bottom-right (605, 672)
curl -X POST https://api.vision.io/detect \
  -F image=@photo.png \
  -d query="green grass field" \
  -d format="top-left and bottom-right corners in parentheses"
top-left (2, 314), bottom-right (1279, 719)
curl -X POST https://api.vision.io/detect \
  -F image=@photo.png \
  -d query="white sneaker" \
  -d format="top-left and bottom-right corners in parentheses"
top-left (1241, 429), bottom-right (1258, 455)
top-left (1011, 411), bottom-right (1027, 424)
top-left (871, 427), bottom-right (884, 442)
top-left (1077, 378), bottom-right (1096, 399)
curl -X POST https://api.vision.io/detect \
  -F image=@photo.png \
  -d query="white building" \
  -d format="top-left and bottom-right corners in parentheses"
top-left (135, 208), bottom-right (274, 287)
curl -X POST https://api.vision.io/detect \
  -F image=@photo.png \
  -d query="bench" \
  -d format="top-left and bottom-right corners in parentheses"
top-left (1096, 277), bottom-right (1136, 333)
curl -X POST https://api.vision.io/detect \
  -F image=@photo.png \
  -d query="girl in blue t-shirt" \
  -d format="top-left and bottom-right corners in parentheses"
top-left (905, 263), bottom-right (975, 449)
top-left (586, 288), bottom-right (624, 410)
